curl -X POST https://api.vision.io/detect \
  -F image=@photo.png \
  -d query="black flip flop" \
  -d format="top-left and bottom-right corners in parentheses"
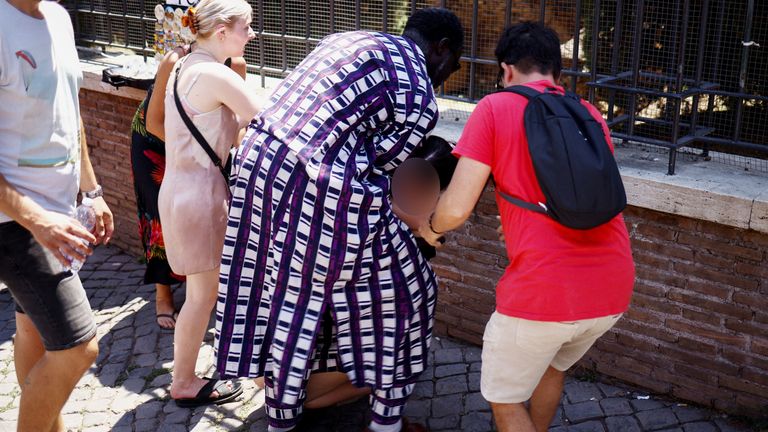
top-left (174, 378), bottom-right (243, 408)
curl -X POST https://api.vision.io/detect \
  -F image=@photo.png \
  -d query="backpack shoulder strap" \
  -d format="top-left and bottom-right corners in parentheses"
top-left (497, 190), bottom-right (548, 215)
top-left (500, 85), bottom-right (541, 100)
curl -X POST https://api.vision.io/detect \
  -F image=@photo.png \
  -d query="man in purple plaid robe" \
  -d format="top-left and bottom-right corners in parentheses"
top-left (215, 8), bottom-right (464, 432)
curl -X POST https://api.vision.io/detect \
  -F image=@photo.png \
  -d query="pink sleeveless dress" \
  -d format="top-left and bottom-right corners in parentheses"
top-left (158, 53), bottom-right (238, 275)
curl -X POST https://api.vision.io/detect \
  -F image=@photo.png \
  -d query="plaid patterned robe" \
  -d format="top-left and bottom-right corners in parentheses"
top-left (215, 31), bottom-right (439, 408)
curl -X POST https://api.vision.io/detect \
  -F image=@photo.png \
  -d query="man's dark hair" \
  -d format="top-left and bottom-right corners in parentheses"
top-left (403, 8), bottom-right (464, 53)
top-left (495, 21), bottom-right (561, 79)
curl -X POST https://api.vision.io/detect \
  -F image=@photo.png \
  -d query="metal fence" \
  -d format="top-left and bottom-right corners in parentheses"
top-left (67, 0), bottom-right (767, 174)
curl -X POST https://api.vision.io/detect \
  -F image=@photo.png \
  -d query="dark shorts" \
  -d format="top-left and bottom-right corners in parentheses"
top-left (0, 221), bottom-right (96, 351)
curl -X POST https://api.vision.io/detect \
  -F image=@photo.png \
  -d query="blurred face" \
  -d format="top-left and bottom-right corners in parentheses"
top-left (428, 45), bottom-right (462, 88)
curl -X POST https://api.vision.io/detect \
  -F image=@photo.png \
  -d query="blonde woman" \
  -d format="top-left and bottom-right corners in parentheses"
top-left (158, 0), bottom-right (261, 407)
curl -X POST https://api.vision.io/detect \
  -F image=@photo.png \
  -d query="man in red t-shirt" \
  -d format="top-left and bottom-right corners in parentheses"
top-left (419, 22), bottom-right (635, 432)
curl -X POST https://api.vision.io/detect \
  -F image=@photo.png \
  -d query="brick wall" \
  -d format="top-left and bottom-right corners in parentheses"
top-left (82, 85), bottom-right (768, 417)
top-left (80, 88), bottom-right (143, 257)
top-left (431, 191), bottom-right (768, 417)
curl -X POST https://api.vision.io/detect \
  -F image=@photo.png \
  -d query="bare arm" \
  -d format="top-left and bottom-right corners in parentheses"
top-left (215, 68), bottom-right (263, 127)
top-left (78, 118), bottom-right (114, 245)
top-left (228, 56), bottom-right (248, 80)
top-left (145, 47), bottom-right (186, 140)
top-left (417, 156), bottom-right (491, 246)
top-left (179, 62), bottom-right (262, 129)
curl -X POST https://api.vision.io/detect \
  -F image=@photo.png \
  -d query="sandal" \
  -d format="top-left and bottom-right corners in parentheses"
top-left (156, 312), bottom-right (177, 330)
top-left (174, 378), bottom-right (243, 408)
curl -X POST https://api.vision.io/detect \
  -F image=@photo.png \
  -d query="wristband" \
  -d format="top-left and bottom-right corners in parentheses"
top-left (82, 184), bottom-right (103, 199)
top-left (428, 214), bottom-right (444, 235)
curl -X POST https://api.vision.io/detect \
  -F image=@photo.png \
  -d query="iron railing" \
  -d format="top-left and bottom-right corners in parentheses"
top-left (66, 0), bottom-right (767, 174)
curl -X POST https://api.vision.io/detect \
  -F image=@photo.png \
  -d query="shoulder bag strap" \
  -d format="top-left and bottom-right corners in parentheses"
top-left (172, 58), bottom-right (230, 184)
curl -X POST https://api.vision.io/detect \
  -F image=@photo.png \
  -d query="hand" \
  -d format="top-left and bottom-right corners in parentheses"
top-left (392, 202), bottom-right (427, 231)
top-left (417, 220), bottom-right (445, 248)
top-left (90, 196), bottom-right (114, 245)
top-left (29, 210), bottom-right (96, 268)
top-left (496, 215), bottom-right (505, 242)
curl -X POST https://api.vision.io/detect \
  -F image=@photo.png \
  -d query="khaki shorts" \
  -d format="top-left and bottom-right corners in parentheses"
top-left (481, 311), bottom-right (622, 404)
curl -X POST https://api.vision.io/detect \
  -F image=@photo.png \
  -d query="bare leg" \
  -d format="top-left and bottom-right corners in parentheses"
top-left (304, 372), bottom-right (370, 409)
top-left (156, 283), bottom-right (176, 329)
top-left (15, 313), bottom-right (98, 432)
top-left (169, 269), bottom-right (219, 399)
top-left (491, 402), bottom-right (536, 432)
top-left (529, 366), bottom-right (565, 432)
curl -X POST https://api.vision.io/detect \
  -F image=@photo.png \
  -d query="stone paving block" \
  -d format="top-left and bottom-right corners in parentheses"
top-left (134, 353), bottom-right (158, 368)
top-left (432, 394), bottom-right (463, 418)
top-left (428, 414), bottom-right (461, 430)
top-left (122, 377), bottom-right (146, 393)
top-left (110, 393), bottom-right (144, 412)
top-left (630, 398), bottom-right (667, 412)
top-left (605, 415), bottom-right (643, 432)
top-left (219, 416), bottom-right (246, 429)
top-left (157, 423), bottom-right (188, 432)
top-left (461, 411), bottom-right (493, 432)
top-left (467, 372), bottom-right (480, 392)
top-left (563, 400), bottom-right (604, 423)
top-left (164, 401), bottom-right (187, 414)
top-left (128, 366), bottom-right (153, 380)
top-left (598, 382), bottom-right (630, 398)
top-left (434, 348), bottom-right (463, 365)
top-left (464, 347), bottom-right (482, 363)
top-left (0, 407), bottom-right (18, 422)
top-left (248, 418), bottom-right (270, 431)
top-left (404, 398), bottom-right (431, 418)
top-left (435, 375), bottom-right (468, 395)
top-left (600, 397), bottom-right (634, 416)
top-left (109, 336), bottom-right (133, 354)
top-left (417, 367), bottom-right (434, 382)
top-left (683, 421), bottom-right (718, 432)
top-left (435, 363), bottom-right (467, 378)
top-left (568, 420), bottom-right (606, 431)
top-left (549, 407), bottom-right (564, 427)
top-left (62, 412), bottom-right (83, 429)
top-left (714, 418), bottom-right (751, 432)
top-left (164, 408), bottom-right (192, 424)
top-left (565, 380), bottom-right (603, 404)
top-left (672, 405), bottom-right (709, 423)
top-left (136, 400), bottom-right (164, 419)
top-left (134, 332), bottom-right (159, 355)
top-left (636, 407), bottom-right (680, 431)
top-left (150, 372), bottom-right (173, 388)
top-left (83, 411), bottom-right (110, 427)
top-left (465, 392), bottom-right (490, 412)
top-left (469, 362), bottom-right (482, 372)
top-left (62, 399), bottom-right (90, 414)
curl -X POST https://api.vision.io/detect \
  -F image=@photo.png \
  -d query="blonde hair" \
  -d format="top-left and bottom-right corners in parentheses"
top-left (183, 0), bottom-right (252, 40)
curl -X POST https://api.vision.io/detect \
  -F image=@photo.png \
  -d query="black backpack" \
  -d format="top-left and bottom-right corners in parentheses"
top-left (498, 85), bottom-right (626, 230)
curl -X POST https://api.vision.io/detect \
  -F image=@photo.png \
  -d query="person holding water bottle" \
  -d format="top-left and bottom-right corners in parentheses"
top-left (0, 0), bottom-right (113, 429)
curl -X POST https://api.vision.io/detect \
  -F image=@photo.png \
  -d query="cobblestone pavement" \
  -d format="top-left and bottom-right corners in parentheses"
top-left (0, 246), bottom-right (759, 431)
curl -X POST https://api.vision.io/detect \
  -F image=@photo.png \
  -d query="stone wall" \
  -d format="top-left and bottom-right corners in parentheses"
top-left (80, 87), bottom-right (144, 258)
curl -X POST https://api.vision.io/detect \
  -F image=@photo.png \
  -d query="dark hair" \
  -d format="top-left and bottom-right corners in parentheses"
top-left (495, 21), bottom-right (561, 79)
top-left (409, 135), bottom-right (458, 190)
top-left (403, 8), bottom-right (464, 53)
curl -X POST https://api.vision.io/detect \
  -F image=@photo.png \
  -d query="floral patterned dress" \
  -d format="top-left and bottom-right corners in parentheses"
top-left (130, 85), bottom-right (184, 285)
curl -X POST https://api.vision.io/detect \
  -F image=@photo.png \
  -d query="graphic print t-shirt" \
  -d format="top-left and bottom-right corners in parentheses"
top-left (0, 0), bottom-right (82, 223)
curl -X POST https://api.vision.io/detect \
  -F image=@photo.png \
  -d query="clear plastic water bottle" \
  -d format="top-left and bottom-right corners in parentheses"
top-left (65, 197), bottom-right (97, 273)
